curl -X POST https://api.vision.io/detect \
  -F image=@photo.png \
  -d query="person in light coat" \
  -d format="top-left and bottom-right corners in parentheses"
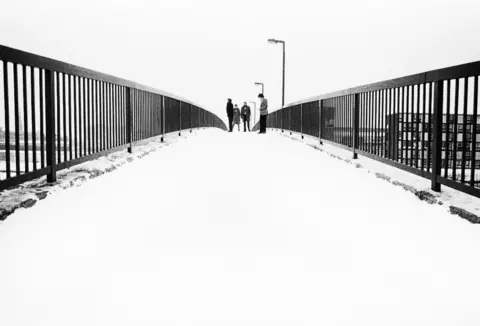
top-left (258, 93), bottom-right (268, 134)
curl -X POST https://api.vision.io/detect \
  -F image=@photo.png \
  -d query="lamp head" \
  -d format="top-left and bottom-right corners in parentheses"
top-left (268, 38), bottom-right (279, 44)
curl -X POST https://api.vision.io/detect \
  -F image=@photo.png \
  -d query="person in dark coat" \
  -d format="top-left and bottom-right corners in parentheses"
top-left (226, 99), bottom-right (234, 132)
top-left (233, 104), bottom-right (241, 131)
top-left (241, 102), bottom-right (251, 132)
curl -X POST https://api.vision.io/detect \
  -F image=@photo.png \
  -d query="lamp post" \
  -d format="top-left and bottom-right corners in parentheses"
top-left (268, 38), bottom-right (285, 108)
top-left (254, 82), bottom-right (264, 95)
top-left (249, 101), bottom-right (257, 130)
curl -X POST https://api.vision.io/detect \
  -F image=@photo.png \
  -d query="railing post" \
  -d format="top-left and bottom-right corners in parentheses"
top-left (281, 107), bottom-right (284, 133)
top-left (431, 80), bottom-right (444, 192)
top-left (45, 69), bottom-right (56, 183)
top-left (161, 95), bottom-right (165, 142)
top-left (179, 101), bottom-right (182, 136)
top-left (190, 103), bottom-right (193, 133)
top-left (353, 94), bottom-right (359, 159)
top-left (301, 103), bottom-right (304, 139)
top-left (319, 99), bottom-right (323, 145)
top-left (289, 107), bottom-right (292, 135)
top-left (126, 87), bottom-right (133, 153)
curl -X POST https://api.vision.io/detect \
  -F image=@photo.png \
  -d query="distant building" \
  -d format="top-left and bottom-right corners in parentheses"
top-left (385, 113), bottom-right (480, 170)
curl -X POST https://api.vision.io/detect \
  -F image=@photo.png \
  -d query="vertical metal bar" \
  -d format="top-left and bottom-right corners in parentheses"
top-left (95, 80), bottom-right (99, 151)
top-left (461, 78), bottom-right (468, 184)
top-left (370, 93), bottom-right (373, 153)
top-left (88, 79), bottom-right (92, 154)
top-left (3, 61), bottom-right (11, 178)
top-left (421, 84), bottom-right (426, 170)
top-left (408, 86), bottom-right (413, 165)
top-left (78, 77), bottom-right (83, 157)
top-left (453, 79), bottom-right (459, 181)
top-left (62, 72), bottom-right (67, 161)
top-left (300, 103), bottom-right (304, 138)
top-left (395, 88), bottom-right (400, 161)
top-left (388, 88), bottom-right (393, 159)
top-left (113, 84), bottom-right (117, 145)
top-left (383, 90), bottom-right (387, 158)
top-left (31, 67), bottom-right (37, 171)
top-left (415, 85), bottom-right (420, 168)
top-left (107, 83), bottom-right (111, 148)
top-left (82, 77), bottom-right (87, 157)
top-left (375, 91), bottom-right (378, 154)
top-left (161, 96), bottom-right (165, 142)
top-left (401, 86), bottom-right (405, 164)
top-left (133, 89), bottom-right (136, 141)
top-left (116, 86), bottom-right (120, 145)
top-left (406, 86), bottom-right (411, 165)
top-left (431, 80), bottom-right (444, 192)
top-left (40, 69), bottom-right (45, 169)
top-left (102, 82), bottom-right (106, 150)
top-left (22, 65), bottom-right (29, 172)
top-left (117, 85), bottom-right (121, 146)
top-left (353, 93), bottom-right (359, 159)
top-left (111, 84), bottom-right (115, 146)
top-left (104, 83), bottom-right (108, 148)
top-left (14, 64), bottom-right (20, 175)
top-left (73, 76), bottom-right (78, 159)
top-left (126, 87), bottom-right (132, 153)
top-left (67, 75), bottom-right (72, 160)
top-left (444, 80), bottom-right (451, 178)
top-left (45, 70), bottom-right (56, 182)
top-left (318, 100), bottom-right (323, 144)
top-left (179, 100), bottom-right (182, 136)
top-left (470, 76), bottom-right (478, 188)
top-left (428, 82), bottom-right (433, 173)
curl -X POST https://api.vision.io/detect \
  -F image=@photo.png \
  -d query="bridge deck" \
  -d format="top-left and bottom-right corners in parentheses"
top-left (1, 129), bottom-right (479, 325)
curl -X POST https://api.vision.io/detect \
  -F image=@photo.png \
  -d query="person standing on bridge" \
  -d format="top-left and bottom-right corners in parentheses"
top-left (258, 93), bottom-right (268, 134)
top-left (226, 99), bottom-right (234, 132)
top-left (241, 102), bottom-right (251, 132)
top-left (233, 104), bottom-right (241, 131)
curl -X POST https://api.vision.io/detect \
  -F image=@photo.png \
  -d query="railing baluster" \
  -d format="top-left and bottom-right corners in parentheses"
top-left (45, 69), bottom-right (56, 183)
top-left (432, 80), bottom-right (444, 192)
top-left (3, 61), bottom-right (11, 178)
top-left (470, 76), bottom-right (478, 188)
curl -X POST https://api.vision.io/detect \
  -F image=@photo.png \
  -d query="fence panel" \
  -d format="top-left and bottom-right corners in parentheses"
top-left (0, 45), bottom-right (226, 191)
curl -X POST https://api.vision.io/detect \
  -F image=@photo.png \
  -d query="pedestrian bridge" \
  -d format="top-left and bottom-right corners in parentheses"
top-left (1, 45), bottom-right (480, 325)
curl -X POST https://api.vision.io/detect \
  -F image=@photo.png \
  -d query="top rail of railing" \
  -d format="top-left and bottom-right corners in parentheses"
top-left (0, 44), bottom-right (204, 109)
top-left (284, 60), bottom-right (480, 107)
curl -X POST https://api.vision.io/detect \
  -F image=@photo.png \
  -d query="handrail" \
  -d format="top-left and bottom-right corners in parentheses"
top-left (0, 44), bottom-right (204, 109)
top-left (0, 44), bottom-right (227, 192)
top-left (256, 59), bottom-right (480, 199)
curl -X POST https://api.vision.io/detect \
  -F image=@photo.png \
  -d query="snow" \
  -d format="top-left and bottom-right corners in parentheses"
top-left (1, 129), bottom-right (480, 326)
top-left (0, 130), bottom-right (191, 219)
top-left (282, 130), bottom-right (480, 218)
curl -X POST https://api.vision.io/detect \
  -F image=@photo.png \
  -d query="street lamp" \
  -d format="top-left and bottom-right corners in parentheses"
top-left (248, 101), bottom-right (257, 129)
top-left (254, 82), bottom-right (264, 95)
top-left (268, 38), bottom-right (285, 108)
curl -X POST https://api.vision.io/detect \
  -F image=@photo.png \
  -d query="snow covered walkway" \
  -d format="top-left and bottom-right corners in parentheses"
top-left (1, 129), bottom-right (480, 326)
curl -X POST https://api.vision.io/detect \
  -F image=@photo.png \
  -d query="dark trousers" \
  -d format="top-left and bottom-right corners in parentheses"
top-left (260, 115), bottom-right (267, 133)
top-left (228, 116), bottom-right (233, 132)
top-left (243, 118), bottom-right (250, 132)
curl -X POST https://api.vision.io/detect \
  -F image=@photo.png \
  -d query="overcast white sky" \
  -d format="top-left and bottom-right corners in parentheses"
top-left (1, 0), bottom-right (480, 123)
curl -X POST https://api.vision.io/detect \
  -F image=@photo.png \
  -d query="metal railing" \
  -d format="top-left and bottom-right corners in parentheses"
top-left (254, 60), bottom-right (480, 198)
top-left (0, 45), bottom-right (227, 191)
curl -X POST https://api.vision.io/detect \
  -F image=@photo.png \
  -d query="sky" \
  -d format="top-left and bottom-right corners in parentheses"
top-left (1, 0), bottom-right (480, 124)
